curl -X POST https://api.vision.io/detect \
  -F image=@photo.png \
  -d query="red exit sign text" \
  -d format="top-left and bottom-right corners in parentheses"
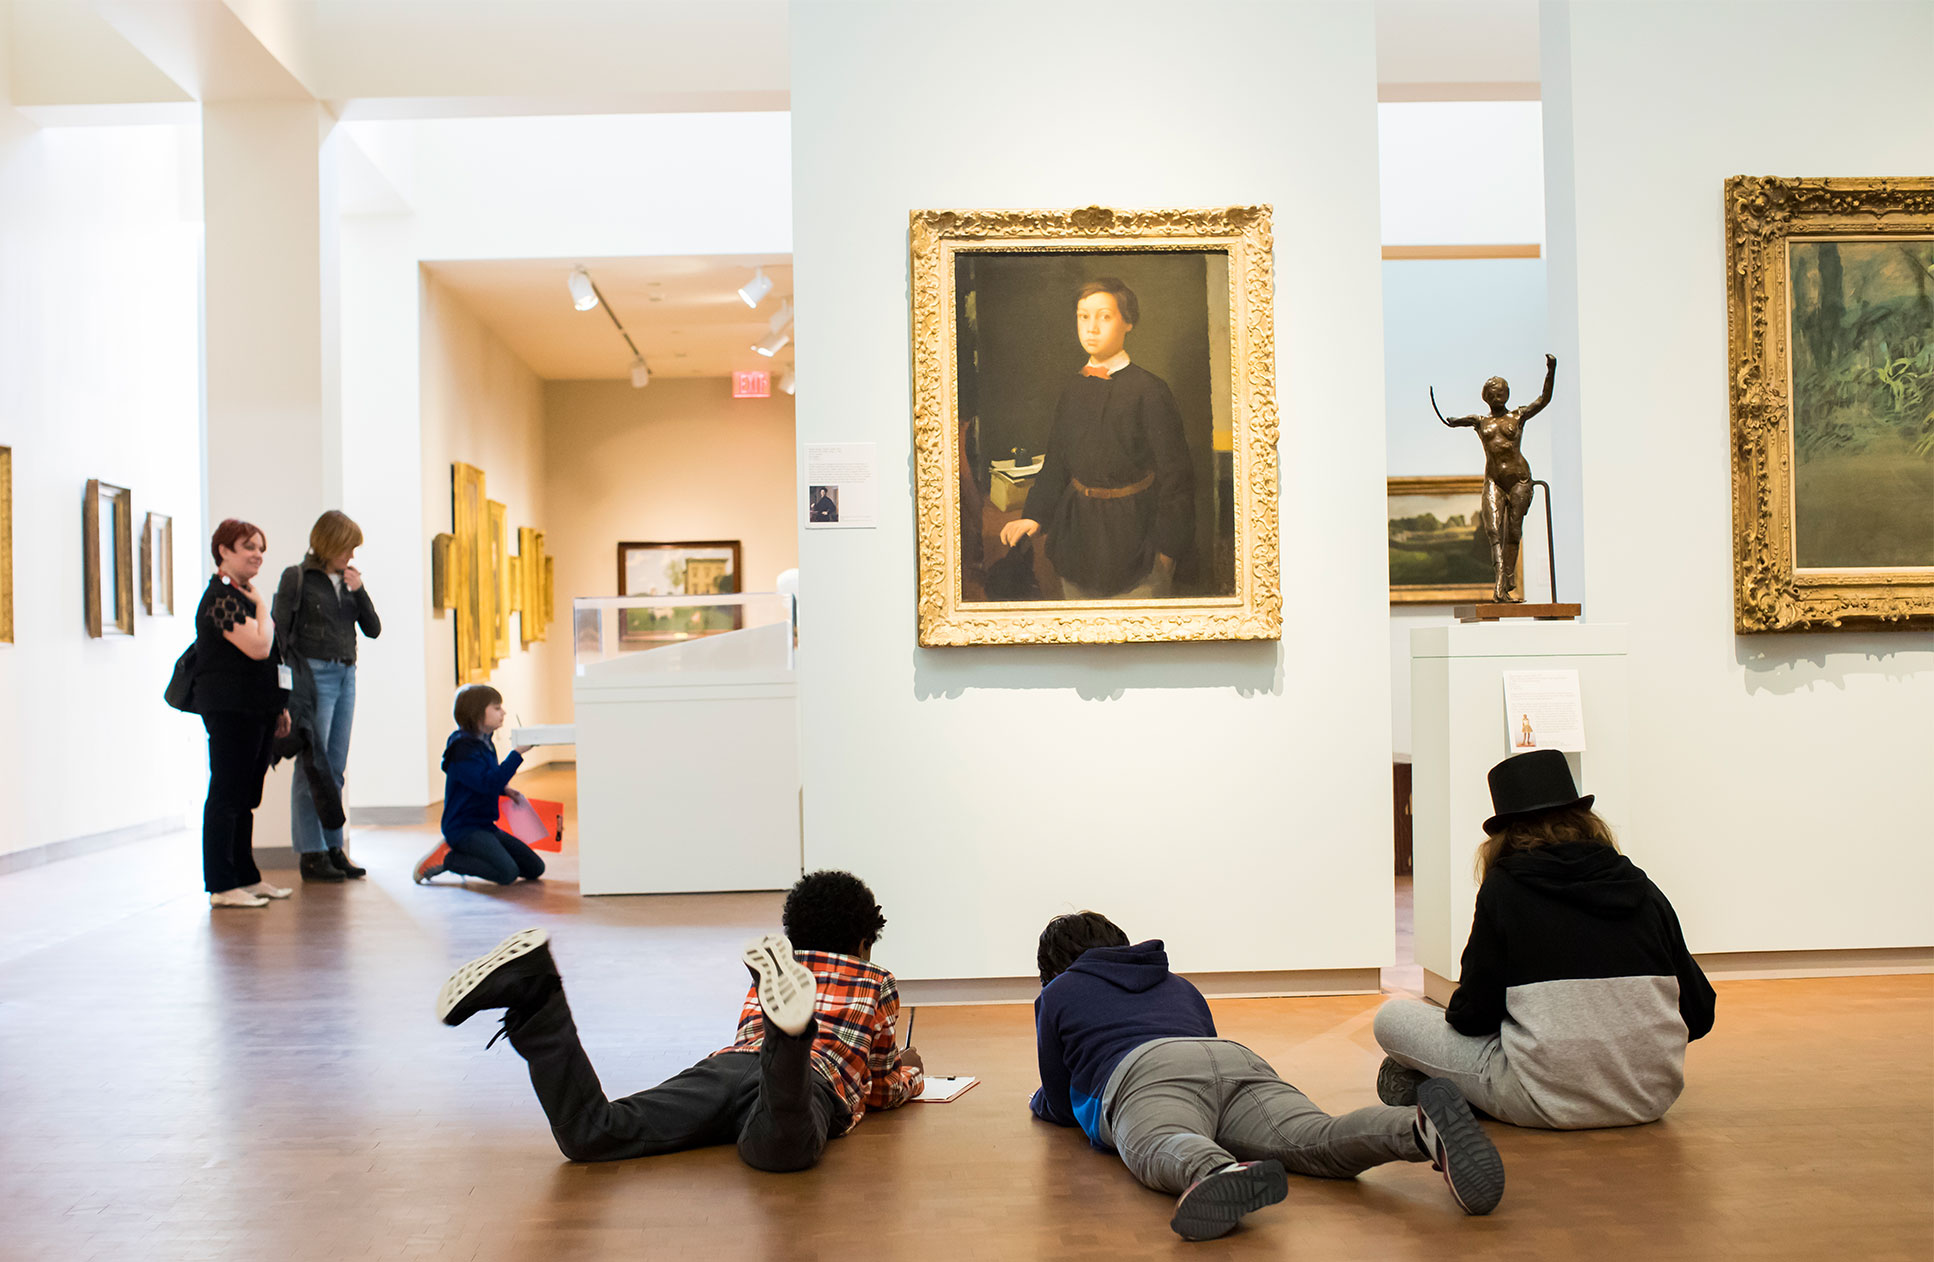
top-left (732, 371), bottom-right (771, 398)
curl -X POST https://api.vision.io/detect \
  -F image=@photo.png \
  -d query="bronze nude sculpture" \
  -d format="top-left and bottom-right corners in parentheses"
top-left (1433, 354), bottom-right (1557, 602)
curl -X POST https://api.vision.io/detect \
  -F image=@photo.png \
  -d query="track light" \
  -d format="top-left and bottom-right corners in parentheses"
top-left (630, 357), bottom-right (651, 388)
top-left (778, 368), bottom-right (796, 396)
top-left (753, 330), bottom-right (791, 357)
top-left (738, 267), bottom-right (773, 308)
top-left (768, 300), bottom-right (793, 336)
top-left (568, 267), bottom-right (599, 311)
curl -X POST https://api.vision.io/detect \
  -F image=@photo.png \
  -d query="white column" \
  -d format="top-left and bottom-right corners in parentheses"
top-left (201, 100), bottom-right (336, 850)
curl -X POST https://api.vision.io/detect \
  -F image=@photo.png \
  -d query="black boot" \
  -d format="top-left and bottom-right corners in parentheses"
top-left (299, 852), bottom-right (346, 883)
top-left (327, 847), bottom-right (367, 879)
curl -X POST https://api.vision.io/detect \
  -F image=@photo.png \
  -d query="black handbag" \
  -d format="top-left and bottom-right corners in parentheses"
top-left (164, 642), bottom-right (198, 712)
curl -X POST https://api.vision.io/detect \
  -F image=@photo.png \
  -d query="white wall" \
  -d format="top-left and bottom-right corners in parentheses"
top-left (331, 110), bottom-right (794, 808)
top-left (1542, 0), bottom-right (1934, 952)
top-left (792, 0), bottom-right (1393, 982)
top-left (417, 272), bottom-right (560, 790)
top-left (1378, 101), bottom-right (1546, 246)
top-left (0, 116), bottom-right (207, 857)
top-left (540, 377), bottom-right (796, 721)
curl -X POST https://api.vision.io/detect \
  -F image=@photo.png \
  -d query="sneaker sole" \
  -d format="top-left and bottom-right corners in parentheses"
top-left (743, 934), bottom-right (816, 1034)
top-left (1418, 1078), bottom-right (1505, 1215)
top-left (1169, 1160), bottom-right (1288, 1241)
top-left (1377, 1056), bottom-right (1426, 1106)
top-left (436, 928), bottom-right (549, 1025)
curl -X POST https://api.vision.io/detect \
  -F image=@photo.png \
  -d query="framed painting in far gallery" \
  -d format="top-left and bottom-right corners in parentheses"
top-left (0, 446), bottom-right (11, 643)
top-left (84, 479), bottom-right (134, 638)
top-left (1386, 476), bottom-right (1519, 604)
top-left (910, 204), bottom-right (1280, 646)
top-left (1726, 175), bottom-right (1934, 632)
top-left (616, 540), bottom-right (743, 643)
top-left (142, 512), bottom-right (173, 616)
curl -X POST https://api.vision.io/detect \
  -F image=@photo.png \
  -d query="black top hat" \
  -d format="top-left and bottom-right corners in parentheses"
top-left (1484, 748), bottom-right (1594, 834)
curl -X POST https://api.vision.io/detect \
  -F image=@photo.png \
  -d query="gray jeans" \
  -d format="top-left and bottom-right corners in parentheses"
top-left (1373, 999), bottom-right (1548, 1128)
top-left (1098, 1038), bottom-right (1425, 1195)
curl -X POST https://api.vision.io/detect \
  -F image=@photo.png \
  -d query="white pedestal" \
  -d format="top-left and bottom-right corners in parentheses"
top-left (573, 622), bottom-right (802, 895)
top-left (1410, 621), bottom-right (1630, 1003)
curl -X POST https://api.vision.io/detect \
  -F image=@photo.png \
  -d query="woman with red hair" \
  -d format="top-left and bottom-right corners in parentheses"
top-left (193, 519), bottom-right (293, 908)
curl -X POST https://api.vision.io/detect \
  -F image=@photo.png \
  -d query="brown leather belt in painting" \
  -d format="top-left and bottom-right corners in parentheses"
top-left (1071, 472), bottom-right (1154, 499)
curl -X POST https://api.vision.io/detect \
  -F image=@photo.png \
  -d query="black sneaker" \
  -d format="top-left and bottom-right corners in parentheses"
top-left (298, 852), bottom-right (345, 883)
top-left (1377, 1055), bottom-right (1430, 1106)
top-left (1416, 1078), bottom-right (1505, 1215)
top-left (1168, 1159), bottom-right (1287, 1242)
top-left (436, 929), bottom-right (559, 1027)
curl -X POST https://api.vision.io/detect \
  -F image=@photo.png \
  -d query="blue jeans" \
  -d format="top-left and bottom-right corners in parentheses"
top-left (291, 660), bottom-right (356, 854)
top-left (446, 825), bottom-right (546, 885)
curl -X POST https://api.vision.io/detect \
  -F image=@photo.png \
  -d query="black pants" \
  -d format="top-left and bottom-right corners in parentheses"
top-left (201, 710), bottom-right (276, 893)
top-left (507, 987), bottom-right (843, 1171)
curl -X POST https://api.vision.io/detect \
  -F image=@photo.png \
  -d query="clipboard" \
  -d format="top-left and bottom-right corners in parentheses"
top-left (911, 1075), bottom-right (979, 1103)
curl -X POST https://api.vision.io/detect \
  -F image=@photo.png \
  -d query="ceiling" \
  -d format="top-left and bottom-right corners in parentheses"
top-left (424, 255), bottom-right (794, 381)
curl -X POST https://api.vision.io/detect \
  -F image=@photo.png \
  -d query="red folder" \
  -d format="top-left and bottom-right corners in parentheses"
top-left (497, 796), bottom-right (565, 852)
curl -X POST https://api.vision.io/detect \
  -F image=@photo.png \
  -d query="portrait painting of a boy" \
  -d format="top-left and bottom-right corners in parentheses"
top-left (911, 205), bottom-right (1278, 646)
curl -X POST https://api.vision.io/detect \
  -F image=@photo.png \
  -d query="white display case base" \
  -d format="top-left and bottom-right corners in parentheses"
top-left (1409, 621), bottom-right (1630, 992)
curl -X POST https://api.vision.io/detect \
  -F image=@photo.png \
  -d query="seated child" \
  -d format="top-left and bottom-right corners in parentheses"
top-left (1373, 749), bottom-right (1716, 1129)
top-left (436, 869), bottom-right (923, 1170)
top-left (413, 684), bottom-right (544, 886)
top-left (1031, 912), bottom-right (1503, 1242)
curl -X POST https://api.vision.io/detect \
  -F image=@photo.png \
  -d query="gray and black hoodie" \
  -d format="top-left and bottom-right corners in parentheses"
top-left (1448, 842), bottom-right (1716, 1128)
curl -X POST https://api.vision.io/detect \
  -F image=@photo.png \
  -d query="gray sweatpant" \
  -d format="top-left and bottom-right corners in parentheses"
top-left (1373, 999), bottom-right (1549, 1128)
top-left (1097, 1038), bottom-right (1426, 1195)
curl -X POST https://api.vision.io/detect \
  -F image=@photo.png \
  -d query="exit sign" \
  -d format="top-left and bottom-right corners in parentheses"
top-left (733, 371), bottom-right (771, 398)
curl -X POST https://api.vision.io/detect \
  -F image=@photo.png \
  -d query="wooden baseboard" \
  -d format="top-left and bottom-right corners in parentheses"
top-left (1695, 947), bottom-right (1933, 980)
top-left (901, 968), bottom-right (1382, 1008)
top-left (0, 817), bottom-right (185, 875)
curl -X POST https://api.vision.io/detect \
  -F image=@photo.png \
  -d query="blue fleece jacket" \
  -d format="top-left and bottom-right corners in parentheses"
top-left (1029, 940), bottom-right (1216, 1147)
top-left (440, 729), bottom-right (524, 839)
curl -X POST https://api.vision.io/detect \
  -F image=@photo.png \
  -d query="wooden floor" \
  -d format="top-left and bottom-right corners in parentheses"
top-left (3, 767), bottom-right (1930, 1260)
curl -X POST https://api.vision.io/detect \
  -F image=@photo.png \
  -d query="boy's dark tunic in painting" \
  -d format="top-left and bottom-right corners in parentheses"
top-left (1026, 363), bottom-right (1195, 596)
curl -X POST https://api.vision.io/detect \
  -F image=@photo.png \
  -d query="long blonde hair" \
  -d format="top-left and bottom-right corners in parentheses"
top-left (1475, 805), bottom-right (1619, 881)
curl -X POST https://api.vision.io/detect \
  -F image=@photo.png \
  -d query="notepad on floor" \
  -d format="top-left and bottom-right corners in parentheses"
top-left (912, 1075), bottom-right (978, 1103)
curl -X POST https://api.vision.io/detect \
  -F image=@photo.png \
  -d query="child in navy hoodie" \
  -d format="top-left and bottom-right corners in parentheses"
top-left (412, 684), bottom-right (544, 886)
top-left (1031, 912), bottom-right (1505, 1242)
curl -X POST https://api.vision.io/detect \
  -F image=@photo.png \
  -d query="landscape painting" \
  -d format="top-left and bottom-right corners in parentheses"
top-left (1786, 239), bottom-right (1934, 570)
top-left (1387, 476), bottom-right (1509, 604)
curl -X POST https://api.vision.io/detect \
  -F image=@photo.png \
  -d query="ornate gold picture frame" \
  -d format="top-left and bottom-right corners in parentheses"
top-left (451, 462), bottom-right (492, 682)
top-left (83, 479), bottom-right (134, 638)
top-left (910, 205), bottom-right (1280, 646)
top-left (0, 446), bottom-right (12, 644)
top-left (1725, 175), bottom-right (1934, 632)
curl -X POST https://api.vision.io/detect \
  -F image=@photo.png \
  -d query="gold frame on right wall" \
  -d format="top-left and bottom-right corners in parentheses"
top-left (0, 447), bottom-right (12, 643)
top-left (1725, 175), bottom-right (1934, 632)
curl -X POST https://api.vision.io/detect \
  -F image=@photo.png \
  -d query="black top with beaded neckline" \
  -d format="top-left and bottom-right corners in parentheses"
top-left (192, 573), bottom-right (288, 716)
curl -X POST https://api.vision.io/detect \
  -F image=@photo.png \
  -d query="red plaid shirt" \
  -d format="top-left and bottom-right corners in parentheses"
top-left (716, 950), bottom-right (922, 1129)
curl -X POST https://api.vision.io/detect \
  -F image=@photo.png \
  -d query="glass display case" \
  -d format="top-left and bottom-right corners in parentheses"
top-left (571, 592), bottom-right (795, 676)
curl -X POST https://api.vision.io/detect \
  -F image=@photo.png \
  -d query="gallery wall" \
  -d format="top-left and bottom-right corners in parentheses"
top-left (333, 111), bottom-right (793, 809)
top-left (792, 0), bottom-right (1395, 984)
top-left (1543, 0), bottom-right (1934, 953)
top-left (0, 116), bottom-right (207, 860)
top-left (539, 377), bottom-right (797, 724)
top-left (417, 273), bottom-right (561, 787)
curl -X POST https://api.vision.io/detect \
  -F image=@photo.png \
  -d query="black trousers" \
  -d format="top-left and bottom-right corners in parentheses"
top-left (507, 988), bottom-right (843, 1171)
top-left (201, 710), bottom-right (276, 893)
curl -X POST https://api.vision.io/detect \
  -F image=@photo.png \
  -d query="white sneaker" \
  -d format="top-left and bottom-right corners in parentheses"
top-left (245, 881), bottom-right (293, 900)
top-left (742, 934), bottom-right (817, 1037)
top-left (210, 887), bottom-right (270, 908)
